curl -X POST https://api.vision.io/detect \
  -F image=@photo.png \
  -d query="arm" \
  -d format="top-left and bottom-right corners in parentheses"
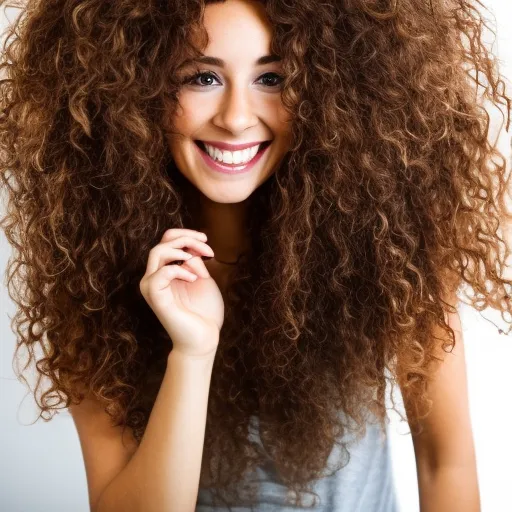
top-left (96, 349), bottom-right (215, 512)
top-left (400, 295), bottom-right (480, 512)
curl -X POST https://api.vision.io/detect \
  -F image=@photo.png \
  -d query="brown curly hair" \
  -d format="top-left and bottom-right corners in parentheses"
top-left (1, 0), bottom-right (512, 508)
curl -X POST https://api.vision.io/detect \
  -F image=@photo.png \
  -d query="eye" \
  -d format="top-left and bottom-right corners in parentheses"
top-left (179, 70), bottom-right (285, 89)
top-left (181, 71), bottom-right (220, 87)
top-left (257, 72), bottom-right (284, 88)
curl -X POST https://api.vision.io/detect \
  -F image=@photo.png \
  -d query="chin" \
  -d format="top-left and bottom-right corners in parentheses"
top-left (198, 185), bottom-right (257, 204)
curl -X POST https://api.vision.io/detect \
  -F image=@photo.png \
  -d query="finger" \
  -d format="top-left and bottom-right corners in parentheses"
top-left (143, 264), bottom-right (198, 296)
top-left (166, 237), bottom-right (214, 258)
top-left (154, 264), bottom-right (198, 291)
top-left (146, 246), bottom-right (194, 276)
top-left (160, 228), bottom-right (207, 244)
top-left (181, 255), bottom-right (211, 279)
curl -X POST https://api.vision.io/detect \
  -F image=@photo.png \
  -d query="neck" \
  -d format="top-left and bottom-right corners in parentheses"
top-left (191, 190), bottom-right (251, 264)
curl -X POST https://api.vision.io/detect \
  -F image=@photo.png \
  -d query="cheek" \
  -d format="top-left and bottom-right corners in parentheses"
top-left (274, 115), bottom-right (292, 148)
top-left (262, 97), bottom-right (291, 132)
top-left (172, 93), bottom-right (213, 135)
top-left (276, 103), bottom-right (292, 128)
top-left (170, 107), bottom-right (193, 137)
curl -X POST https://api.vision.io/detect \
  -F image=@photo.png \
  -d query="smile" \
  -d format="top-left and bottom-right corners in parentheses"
top-left (194, 140), bottom-right (271, 175)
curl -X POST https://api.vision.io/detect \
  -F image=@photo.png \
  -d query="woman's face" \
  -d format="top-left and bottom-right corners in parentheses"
top-left (166, 0), bottom-right (292, 204)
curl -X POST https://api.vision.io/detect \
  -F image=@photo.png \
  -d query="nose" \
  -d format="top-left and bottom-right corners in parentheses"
top-left (212, 83), bottom-right (259, 135)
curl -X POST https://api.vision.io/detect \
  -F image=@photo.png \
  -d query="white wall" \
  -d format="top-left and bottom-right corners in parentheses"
top-left (1, 2), bottom-right (511, 511)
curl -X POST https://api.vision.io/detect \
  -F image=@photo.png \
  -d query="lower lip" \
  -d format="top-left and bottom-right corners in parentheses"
top-left (195, 142), bottom-right (270, 175)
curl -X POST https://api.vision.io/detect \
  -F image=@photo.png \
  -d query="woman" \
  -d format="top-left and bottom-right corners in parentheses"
top-left (0, 0), bottom-right (510, 510)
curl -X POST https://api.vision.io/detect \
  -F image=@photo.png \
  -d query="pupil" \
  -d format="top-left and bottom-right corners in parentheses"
top-left (201, 75), bottom-right (213, 85)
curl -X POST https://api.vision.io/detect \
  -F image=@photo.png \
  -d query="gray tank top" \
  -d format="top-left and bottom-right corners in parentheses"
top-left (196, 413), bottom-right (398, 511)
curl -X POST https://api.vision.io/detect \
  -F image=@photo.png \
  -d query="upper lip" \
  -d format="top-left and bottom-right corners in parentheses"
top-left (198, 140), bottom-right (270, 151)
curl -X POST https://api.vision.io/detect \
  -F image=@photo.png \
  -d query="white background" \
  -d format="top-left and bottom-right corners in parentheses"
top-left (1, 1), bottom-right (511, 511)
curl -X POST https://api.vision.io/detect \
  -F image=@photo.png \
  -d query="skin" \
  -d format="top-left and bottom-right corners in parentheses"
top-left (403, 290), bottom-right (480, 512)
top-left (165, 0), bottom-right (292, 291)
top-left (165, 1), bottom-right (480, 510)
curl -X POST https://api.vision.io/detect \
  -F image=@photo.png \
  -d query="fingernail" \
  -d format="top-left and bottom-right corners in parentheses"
top-left (201, 256), bottom-right (213, 261)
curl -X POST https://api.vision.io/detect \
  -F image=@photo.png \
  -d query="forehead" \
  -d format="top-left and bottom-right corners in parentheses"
top-left (191, 0), bottom-right (273, 61)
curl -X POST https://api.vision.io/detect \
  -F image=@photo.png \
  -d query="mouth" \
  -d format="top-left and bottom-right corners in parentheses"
top-left (193, 140), bottom-right (272, 175)
top-left (194, 140), bottom-right (271, 163)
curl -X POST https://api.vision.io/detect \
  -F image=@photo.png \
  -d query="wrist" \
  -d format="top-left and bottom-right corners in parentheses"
top-left (168, 348), bottom-right (217, 367)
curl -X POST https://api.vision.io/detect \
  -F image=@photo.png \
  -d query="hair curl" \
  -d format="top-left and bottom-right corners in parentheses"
top-left (1, 0), bottom-right (512, 508)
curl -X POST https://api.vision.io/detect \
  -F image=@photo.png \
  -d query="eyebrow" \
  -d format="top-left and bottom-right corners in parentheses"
top-left (181, 54), bottom-right (281, 68)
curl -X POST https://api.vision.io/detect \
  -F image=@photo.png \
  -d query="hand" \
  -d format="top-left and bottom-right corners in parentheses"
top-left (139, 228), bottom-right (224, 359)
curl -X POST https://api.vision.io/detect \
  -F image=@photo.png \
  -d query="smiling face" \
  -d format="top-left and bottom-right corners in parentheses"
top-left (165, 0), bottom-right (292, 204)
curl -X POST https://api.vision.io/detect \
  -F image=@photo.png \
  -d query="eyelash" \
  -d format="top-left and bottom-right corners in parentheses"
top-left (180, 70), bottom-right (284, 89)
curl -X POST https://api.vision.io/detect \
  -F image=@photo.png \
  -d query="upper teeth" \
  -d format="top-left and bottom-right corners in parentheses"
top-left (203, 142), bottom-right (260, 164)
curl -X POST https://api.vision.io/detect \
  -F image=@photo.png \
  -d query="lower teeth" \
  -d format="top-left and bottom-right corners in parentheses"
top-left (217, 159), bottom-right (250, 165)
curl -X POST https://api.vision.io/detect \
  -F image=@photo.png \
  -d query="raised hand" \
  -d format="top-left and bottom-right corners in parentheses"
top-left (139, 228), bottom-right (224, 359)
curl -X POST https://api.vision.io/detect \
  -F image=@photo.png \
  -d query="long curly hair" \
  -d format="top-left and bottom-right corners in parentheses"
top-left (1, 0), bottom-right (512, 508)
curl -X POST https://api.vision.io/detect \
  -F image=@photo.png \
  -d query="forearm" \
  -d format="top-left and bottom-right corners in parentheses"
top-left (418, 464), bottom-right (480, 512)
top-left (96, 349), bottom-right (216, 512)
